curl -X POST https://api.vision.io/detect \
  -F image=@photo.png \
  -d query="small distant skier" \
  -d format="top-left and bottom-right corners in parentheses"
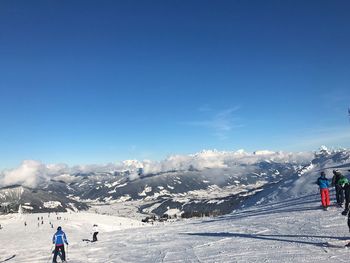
top-left (92, 224), bottom-right (99, 242)
top-left (332, 169), bottom-right (345, 207)
top-left (52, 226), bottom-right (68, 263)
top-left (317, 171), bottom-right (330, 210)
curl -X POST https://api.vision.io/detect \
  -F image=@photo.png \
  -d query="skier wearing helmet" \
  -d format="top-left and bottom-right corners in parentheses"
top-left (332, 169), bottom-right (345, 207)
top-left (52, 226), bottom-right (68, 263)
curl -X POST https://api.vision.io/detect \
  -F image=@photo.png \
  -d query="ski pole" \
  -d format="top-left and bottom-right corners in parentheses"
top-left (66, 244), bottom-right (69, 261)
top-left (47, 245), bottom-right (54, 263)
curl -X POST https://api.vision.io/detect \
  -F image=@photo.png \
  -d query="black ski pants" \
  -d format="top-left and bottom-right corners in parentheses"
top-left (93, 232), bottom-right (99, 242)
top-left (335, 184), bottom-right (344, 205)
top-left (53, 245), bottom-right (65, 262)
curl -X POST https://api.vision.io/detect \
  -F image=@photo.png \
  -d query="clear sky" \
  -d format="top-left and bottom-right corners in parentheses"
top-left (0, 0), bottom-right (350, 170)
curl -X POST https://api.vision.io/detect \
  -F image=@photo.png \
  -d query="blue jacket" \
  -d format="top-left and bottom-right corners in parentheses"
top-left (317, 176), bottom-right (330, 189)
top-left (53, 230), bottom-right (68, 246)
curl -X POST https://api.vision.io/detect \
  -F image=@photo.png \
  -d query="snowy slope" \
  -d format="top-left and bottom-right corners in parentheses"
top-left (0, 212), bottom-right (145, 262)
top-left (1, 191), bottom-right (350, 262)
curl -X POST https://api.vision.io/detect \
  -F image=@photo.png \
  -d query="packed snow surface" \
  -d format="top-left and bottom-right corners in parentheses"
top-left (1, 193), bottom-right (350, 262)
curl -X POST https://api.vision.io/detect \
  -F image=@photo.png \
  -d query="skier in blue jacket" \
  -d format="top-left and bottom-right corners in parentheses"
top-left (317, 171), bottom-right (331, 210)
top-left (52, 226), bottom-right (68, 263)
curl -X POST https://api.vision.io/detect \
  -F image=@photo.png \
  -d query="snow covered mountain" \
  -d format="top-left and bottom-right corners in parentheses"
top-left (0, 185), bottom-right (88, 214)
top-left (1, 148), bottom-right (349, 219)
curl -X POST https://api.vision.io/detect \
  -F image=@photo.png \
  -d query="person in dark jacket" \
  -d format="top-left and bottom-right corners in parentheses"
top-left (339, 177), bottom-right (350, 247)
top-left (52, 226), bottom-right (68, 263)
top-left (317, 171), bottom-right (331, 210)
top-left (92, 224), bottom-right (99, 242)
top-left (332, 169), bottom-right (345, 207)
top-left (340, 177), bottom-right (350, 226)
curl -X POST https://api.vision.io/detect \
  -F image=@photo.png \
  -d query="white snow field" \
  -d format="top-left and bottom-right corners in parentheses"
top-left (1, 168), bottom-right (350, 262)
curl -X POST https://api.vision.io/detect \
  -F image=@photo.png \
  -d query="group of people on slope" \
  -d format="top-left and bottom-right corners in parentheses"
top-left (51, 224), bottom-right (99, 263)
top-left (317, 169), bottom-right (350, 232)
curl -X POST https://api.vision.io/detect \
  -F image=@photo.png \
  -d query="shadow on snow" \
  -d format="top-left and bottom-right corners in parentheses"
top-left (184, 232), bottom-right (348, 248)
top-left (195, 193), bottom-right (327, 224)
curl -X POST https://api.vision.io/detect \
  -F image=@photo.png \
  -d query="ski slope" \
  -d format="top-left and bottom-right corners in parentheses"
top-left (1, 163), bottom-right (350, 262)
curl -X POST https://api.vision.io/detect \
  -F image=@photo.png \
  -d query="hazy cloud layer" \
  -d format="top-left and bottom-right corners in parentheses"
top-left (0, 149), bottom-right (316, 188)
top-left (287, 126), bottom-right (350, 150)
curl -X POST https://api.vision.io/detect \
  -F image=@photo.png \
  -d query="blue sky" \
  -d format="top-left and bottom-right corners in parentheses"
top-left (0, 0), bottom-right (350, 170)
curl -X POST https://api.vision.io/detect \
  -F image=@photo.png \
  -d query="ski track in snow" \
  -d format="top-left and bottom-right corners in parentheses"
top-left (1, 191), bottom-right (350, 263)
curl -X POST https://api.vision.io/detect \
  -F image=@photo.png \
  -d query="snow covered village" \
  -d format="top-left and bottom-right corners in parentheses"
top-left (1, 1), bottom-right (350, 262)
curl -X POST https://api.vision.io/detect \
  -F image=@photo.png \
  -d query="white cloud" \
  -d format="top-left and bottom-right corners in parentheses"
top-left (0, 149), bottom-right (315, 188)
top-left (0, 160), bottom-right (51, 188)
top-left (183, 107), bottom-right (243, 140)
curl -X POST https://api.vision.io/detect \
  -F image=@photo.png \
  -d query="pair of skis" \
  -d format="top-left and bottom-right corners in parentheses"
top-left (82, 239), bottom-right (97, 243)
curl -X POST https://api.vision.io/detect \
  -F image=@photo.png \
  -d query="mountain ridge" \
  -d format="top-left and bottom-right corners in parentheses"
top-left (0, 147), bottom-right (349, 219)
